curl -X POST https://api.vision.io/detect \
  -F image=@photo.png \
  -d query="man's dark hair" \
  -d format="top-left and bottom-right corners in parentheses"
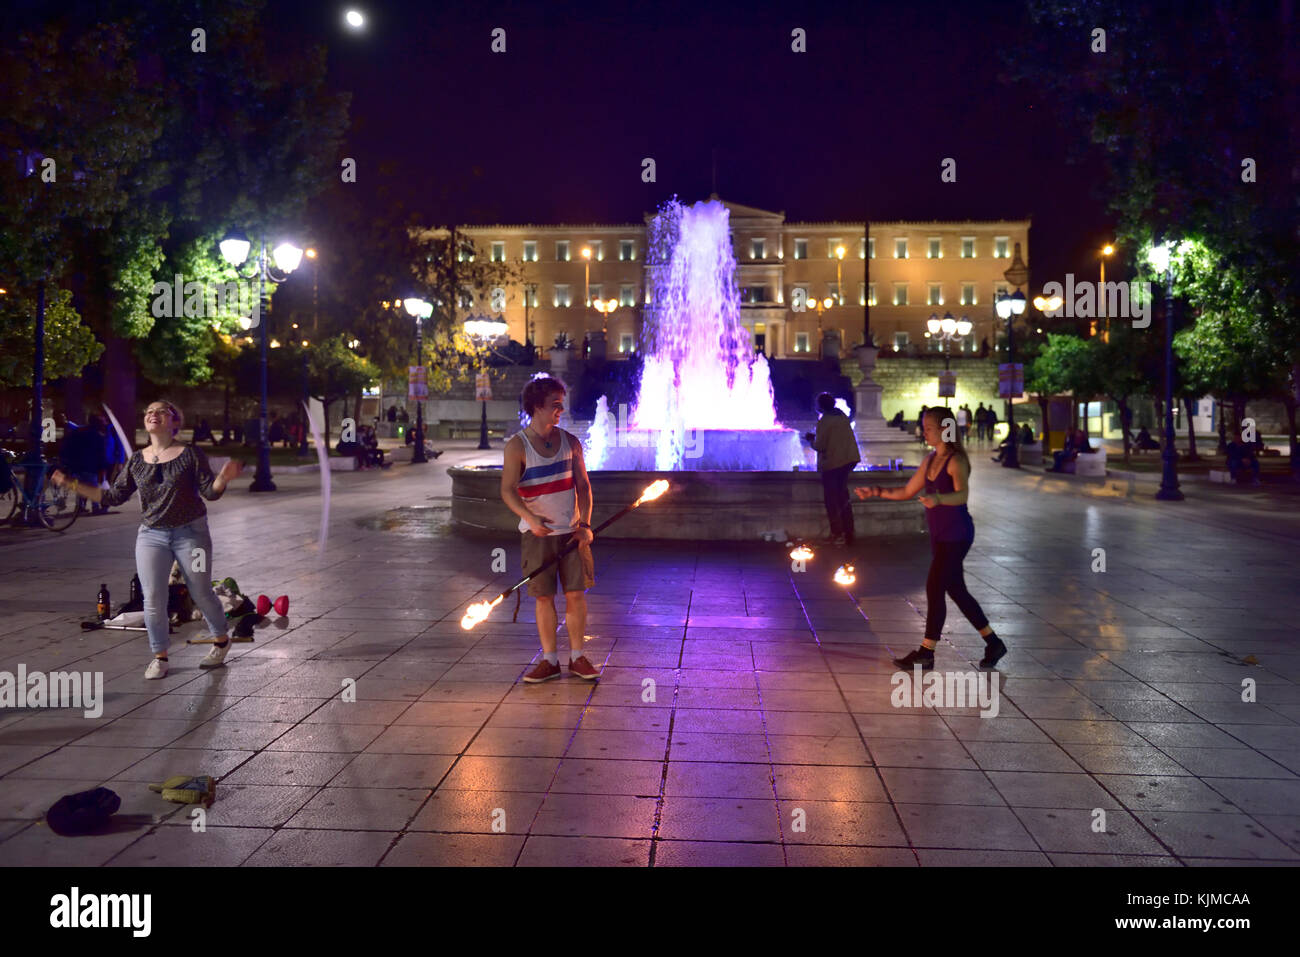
top-left (521, 376), bottom-right (566, 415)
top-left (815, 392), bottom-right (836, 414)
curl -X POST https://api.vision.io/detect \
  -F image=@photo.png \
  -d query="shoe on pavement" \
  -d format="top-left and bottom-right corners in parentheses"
top-left (199, 640), bottom-right (231, 669)
top-left (893, 647), bottom-right (935, 671)
top-left (523, 659), bottom-right (562, 683)
top-left (144, 658), bottom-right (168, 680)
top-left (568, 656), bottom-right (600, 680)
top-left (979, 635), bottom-right (1008, 668)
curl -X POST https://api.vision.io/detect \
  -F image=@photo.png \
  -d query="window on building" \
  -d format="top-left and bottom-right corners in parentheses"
top-left (620, 284), bottom-right (635, 307)
top-left (994, 283), bottom-right (1010, 300)
top-left (893, 332), bottom-right (909, 352)
top-left (523, 241), bottom-right (538, 262)
top-left (859, 237), bottom-right (867, 259)
top-left (868, 237), bottom-right (876, 259)
top-left (619, 333), bottom-right (634, 353)
top-left (457, 243), bottom-right (475, 263)
top-left (994, 237), bottom-right (1009, 259)
top-left (795, 332), bottom-right (811, 353)
top-left (928, 238), bottom-right (942, 259)
top-left (554, 284), bottom-right (571, 307)
top-left (828, 238), bottom-right (843, 259)
top-left (961, 237), bottom-right (975, 259)
top-left (491, 241), bottom-right (505, 263)
top-left (893, 283), bottom-right (909, 306)
top-left (961, 283), bottom-right (976, 306)
top-left (619, 240), bottom-right (635, 262)
top-left (793, 284), bottom-right (810, 310)
top-left (588, 284), bottom-right (602, 306)
top-left (556, 241), bottom-right (570, 262)
top-left (525, 285), bottom-right (538, 308)
top-left (928, 283), bottom-right (943, 306)
top-left (858, 282), bottom-right (866, 306)
top-left (459, 289), bottom-right (474, 309)
top-left (590, 240), bottom-right (603, 261)
top-left (794, 239), bottom-right (808, 260)
top-left (894, 238), bottom-right (908, 259)
top-left (751, 238), bottom-right (766, 260)
top-left (868, 283), bottom-right (876, 307)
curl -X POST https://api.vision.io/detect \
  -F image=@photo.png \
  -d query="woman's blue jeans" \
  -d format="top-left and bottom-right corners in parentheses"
top-left (134, 518), bottom-right (229, 654)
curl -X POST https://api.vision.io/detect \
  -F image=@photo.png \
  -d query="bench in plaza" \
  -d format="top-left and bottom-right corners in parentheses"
top-left (1061, 447), bottom-right (1107, 476)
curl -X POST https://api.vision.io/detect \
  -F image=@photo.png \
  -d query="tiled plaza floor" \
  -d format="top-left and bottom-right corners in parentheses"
top-left (1, 442), bottom-right (1297, 865)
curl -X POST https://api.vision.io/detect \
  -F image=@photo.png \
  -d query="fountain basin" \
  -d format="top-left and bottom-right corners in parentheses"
top-left (449, 466), bottom-right (925, 541)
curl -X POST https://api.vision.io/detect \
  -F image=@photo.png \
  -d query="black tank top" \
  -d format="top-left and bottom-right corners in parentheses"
top-left (924, 451), bottom-right (975, 542)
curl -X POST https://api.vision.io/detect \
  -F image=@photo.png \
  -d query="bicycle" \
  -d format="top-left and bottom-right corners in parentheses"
top-left (0, 448), bottom-right (82, 531)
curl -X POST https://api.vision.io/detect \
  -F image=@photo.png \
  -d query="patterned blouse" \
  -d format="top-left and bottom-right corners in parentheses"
top-left (101, 445), bottom-right (225, 529)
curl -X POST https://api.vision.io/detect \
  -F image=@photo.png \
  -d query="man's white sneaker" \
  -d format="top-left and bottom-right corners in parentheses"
top-left (199, 640), bottom-right (231, 669)
top-left (144, 658), bottom-right (168, 680)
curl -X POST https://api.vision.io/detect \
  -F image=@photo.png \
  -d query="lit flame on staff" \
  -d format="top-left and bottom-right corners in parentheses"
top-left (459, 479), bottom-right (674, 631)
top-left (789, 545), bottom-right (814, 561)
top-left (635, 479), bottom-right (670, 505)
top-left (833, 564), bottom-right (856, 586)
top-left (460, 595), bottom-right (504, 630)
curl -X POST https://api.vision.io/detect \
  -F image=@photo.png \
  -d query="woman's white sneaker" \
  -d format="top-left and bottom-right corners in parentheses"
top-left (199, 640), bottom-right (231, 669)
top-left (144, 658), bottom-right (168, 680)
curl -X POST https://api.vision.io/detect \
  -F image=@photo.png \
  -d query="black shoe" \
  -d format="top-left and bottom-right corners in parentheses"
top-left (979, 635), bottom-right (1007, 668)
top-left (893, 647), bottom-right (935, 670)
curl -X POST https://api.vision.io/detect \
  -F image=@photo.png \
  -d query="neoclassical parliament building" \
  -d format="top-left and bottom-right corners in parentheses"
top-left (447, 197), bottom-right (1030, 361)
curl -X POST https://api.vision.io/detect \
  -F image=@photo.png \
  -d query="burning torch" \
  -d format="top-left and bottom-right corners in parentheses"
top-left (461, 479), bottom-right (671, 629)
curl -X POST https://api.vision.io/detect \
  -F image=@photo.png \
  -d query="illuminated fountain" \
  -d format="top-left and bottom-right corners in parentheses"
top-left (450, 198), bottom-right (921, 541)
top-left (586, 198), bottom-right (805, 471)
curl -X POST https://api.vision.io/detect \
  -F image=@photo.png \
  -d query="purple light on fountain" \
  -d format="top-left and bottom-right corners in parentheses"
top-left (635, 199), bottom-right (780, 434)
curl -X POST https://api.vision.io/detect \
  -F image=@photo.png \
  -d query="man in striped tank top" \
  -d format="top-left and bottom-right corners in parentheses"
top-left (501, 377), bottom-right (599, 683)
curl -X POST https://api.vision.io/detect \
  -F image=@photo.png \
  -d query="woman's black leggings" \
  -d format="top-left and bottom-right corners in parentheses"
top-left (925, 539), bottom-right (989, 640)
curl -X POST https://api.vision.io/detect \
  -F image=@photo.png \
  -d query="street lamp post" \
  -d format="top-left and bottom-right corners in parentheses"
top-left (998, 244), bottom-right (1030, 469)
top-left (1147, 241), bottom-right (1185, 501)
top-left (404, 297), bottom-right (434, 464)
top-left (219, 231), bottom-right (303, 492)
top-left (926, 312), bottom-right (972, 408)
top-left (298, 248), bottom-right (318, 456)
top-left (464, 315), bottom-right (508, 450)
top-left (1097, 243), bottom-right (1115, 342)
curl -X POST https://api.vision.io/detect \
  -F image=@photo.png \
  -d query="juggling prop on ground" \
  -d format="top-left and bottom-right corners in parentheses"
top-left (187, 577), bottom-right (289, 643)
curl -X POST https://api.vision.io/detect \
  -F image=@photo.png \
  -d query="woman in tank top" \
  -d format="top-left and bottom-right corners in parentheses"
top-left (855, 406), bottom-right (1006, 670)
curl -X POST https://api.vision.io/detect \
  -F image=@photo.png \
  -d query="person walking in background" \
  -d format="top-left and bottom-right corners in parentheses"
top-left (975, 403), bottom-right (988, 445)
top-left (804, 393), bottom-right (861, 546)
top-left (52, 400), bottom-right (244, 679)
top-left (855, 407), bottom-right (1005, 670)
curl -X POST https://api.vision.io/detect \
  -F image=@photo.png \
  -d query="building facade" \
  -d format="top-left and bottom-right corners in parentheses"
top-left (448, 198), bottom-right (1030, 360)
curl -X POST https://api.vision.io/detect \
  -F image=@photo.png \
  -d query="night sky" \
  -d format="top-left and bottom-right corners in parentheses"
top-left (261, 0), bottom-right (1119, 288)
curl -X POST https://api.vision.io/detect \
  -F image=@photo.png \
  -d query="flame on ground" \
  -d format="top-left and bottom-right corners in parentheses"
top-left (833, 564), bottom-right (856, 586)
top-left (460, 594), bottom-right (504, 630)
top-left (790, 545), bottom-right (814, 561)
top-left (635, 479), bottom-right (670, 505)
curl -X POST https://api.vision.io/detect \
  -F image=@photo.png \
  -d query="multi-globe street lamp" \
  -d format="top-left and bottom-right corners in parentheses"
top-left (403, 297), bottom-right (434, 464)
top-left (1146, 240), bottom-right (1185, 502)
top-left (926, 312), bottom-right (971, 413)
top-left (995, 291), bottom-right (1027, 468)
top-left (464, 315), bottom-right (508, 450)
top-left (219, 231), bottom-right (303, 491)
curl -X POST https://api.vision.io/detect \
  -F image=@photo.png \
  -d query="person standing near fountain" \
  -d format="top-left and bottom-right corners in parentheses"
top-left (855, 407), bottom-right (1006, 670)
top-left (804, 393), bottom-right (860, 545)
top-left (500, 376), bottom-right (600, 682)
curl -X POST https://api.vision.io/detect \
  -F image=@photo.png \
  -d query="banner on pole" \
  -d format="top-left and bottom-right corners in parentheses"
top-left (408, 366), bottom-right (428, 401)
top-left (997, 363), bottom-right (1024, 398)
top-left (937, 370), bottom-right (956, 398)
top-left (475, 372), bottom-right (492, 401)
